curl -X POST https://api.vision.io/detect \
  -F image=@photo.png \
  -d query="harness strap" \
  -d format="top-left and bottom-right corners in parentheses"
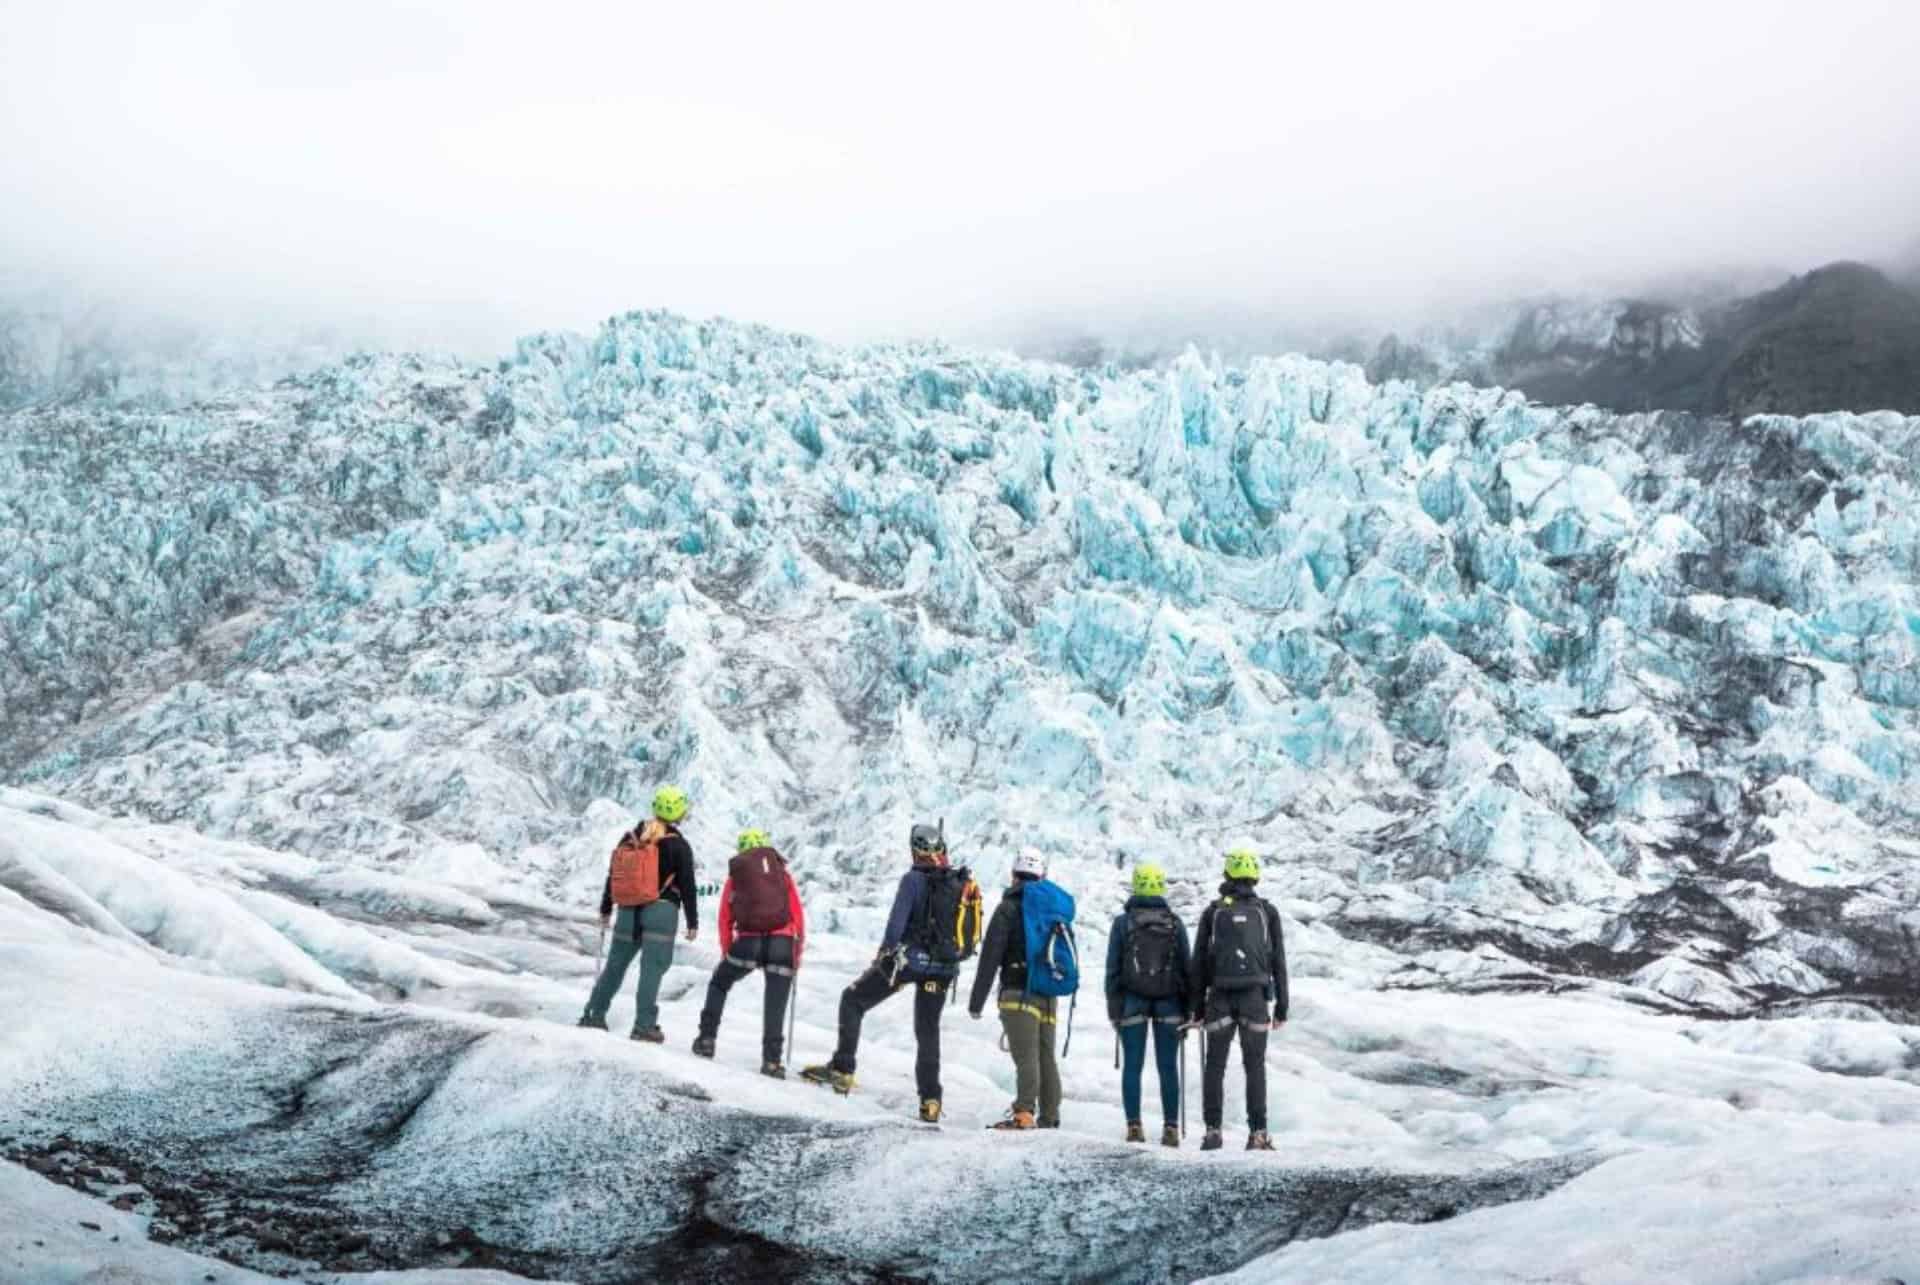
top-left (997, 996), bottom-right (1058, 1025)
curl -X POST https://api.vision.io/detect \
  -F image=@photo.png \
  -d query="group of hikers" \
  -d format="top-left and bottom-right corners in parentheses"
top-left (578, 785), bottom-right (1290, 1152)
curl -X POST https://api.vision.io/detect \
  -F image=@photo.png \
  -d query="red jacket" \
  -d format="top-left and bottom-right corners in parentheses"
top-left (717, 869), bottom-right (805, 968)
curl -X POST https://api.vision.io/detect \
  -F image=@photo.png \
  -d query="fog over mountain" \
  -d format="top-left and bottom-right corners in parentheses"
top-left (4, 2), bottom-right (1918, 357)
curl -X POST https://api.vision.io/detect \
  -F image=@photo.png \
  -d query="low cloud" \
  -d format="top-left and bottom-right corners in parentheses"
top-left (5, 0), bottom-right (1917, 355)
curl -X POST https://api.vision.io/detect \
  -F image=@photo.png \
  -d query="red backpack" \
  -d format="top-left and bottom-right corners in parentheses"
top-left (729, 846), bottom-right (792, 933)
top-left (609, 823), bottom-right (675, 908)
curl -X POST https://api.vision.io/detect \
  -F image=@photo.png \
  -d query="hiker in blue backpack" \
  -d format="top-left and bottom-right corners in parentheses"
top-left (968, 846), bottom-right (1077, 1131)
top-left (1106, 863), bottom-right (1192, 1148)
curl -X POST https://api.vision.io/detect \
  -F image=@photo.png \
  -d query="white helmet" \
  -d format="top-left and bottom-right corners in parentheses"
top-left (1012, 846), bottom-right (1048, 879)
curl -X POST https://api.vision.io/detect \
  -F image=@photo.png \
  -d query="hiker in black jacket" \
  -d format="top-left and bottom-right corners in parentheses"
top-left (968, 847), bottom-right (1062, 1131)
top-left (579, 785), bottom-right (700, 1042)
top-left (1188, 848), bottom-right (1287, 1153)
top-left (1106, 863), bottom-right (1191, 1147)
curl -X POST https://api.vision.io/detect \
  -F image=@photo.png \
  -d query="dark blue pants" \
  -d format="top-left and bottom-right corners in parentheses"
top-left (1119, 1016), bottom-right (1182, 1125)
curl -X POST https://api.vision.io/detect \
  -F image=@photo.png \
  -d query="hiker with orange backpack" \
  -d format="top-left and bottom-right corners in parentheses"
top-left (691, 828), bottom-right (805, 1078)
top-left (802, 822), bottom-right (983, 1124)
top-left (578, 786), bottom-right (700, 1041)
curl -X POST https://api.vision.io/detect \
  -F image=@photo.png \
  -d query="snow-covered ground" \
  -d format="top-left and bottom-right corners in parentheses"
top-left (4, 789), bottom-right (1917, 1281)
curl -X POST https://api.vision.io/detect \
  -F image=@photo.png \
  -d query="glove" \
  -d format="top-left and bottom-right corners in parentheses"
top-left (969, 1009), bottom-right (982, 1021)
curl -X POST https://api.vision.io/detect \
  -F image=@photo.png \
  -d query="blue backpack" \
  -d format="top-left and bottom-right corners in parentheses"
top-left (1021, 879), bottom-right (1079, 999)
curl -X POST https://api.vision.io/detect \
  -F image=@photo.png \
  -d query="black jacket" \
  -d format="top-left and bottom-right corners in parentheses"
top-left (967, 879), bottom-right (1031, 1014)
top-left (1188, 879), bottom-right (1287, 1022)
top-left (1104, 894), bottom-right (1192, 1021)
top-left (600, 822), bottom-right (699, 930)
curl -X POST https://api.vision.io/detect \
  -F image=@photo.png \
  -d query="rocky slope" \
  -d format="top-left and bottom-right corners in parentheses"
top-left (1367, 262), bottom-right (1920, 417)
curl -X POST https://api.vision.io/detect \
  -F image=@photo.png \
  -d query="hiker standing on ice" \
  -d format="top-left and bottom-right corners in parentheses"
top-left (968, 847), bottom-right (1075, 1131)
top-left (1188, 847), bottom-right (1287, 1153)
top-left (801, 822), bottom-right (983, 1124)
top-left (1106, 863), bottom-right (1192, 1148)
top-left (577, 785), bottom-right (699, 1042)
top-left (691, 828), bottom-right (805, 1079)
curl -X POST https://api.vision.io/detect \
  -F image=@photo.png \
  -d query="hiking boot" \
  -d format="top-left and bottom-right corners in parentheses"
top-left (1161, 1124), bottom-right (1182, 1149)
top-left (1200, 1129), bottom-right (1224, 1152)
top-left (691, 1035), bottom-right (716, 1059)
top-left (760, 1061), bottom-right (786, 1080)
top-left (800, 1065), bottom-right (855, 1095)
top-left (1246, 1130), bottom-right (1275, 1152)
top-left (918, 1099), bottom-right (943, 1125)
top-left (1124, 1121), bottom-right (1147, 1144)
top-left (576, 1014), bottom-right (608, 1031)
top-left (631, 1026), bottom-right (666, 1044)
top-left (1037, 1116), bottom-right (1060, 1129)
top-left (991, 1109), bottom-right (1036, 1131)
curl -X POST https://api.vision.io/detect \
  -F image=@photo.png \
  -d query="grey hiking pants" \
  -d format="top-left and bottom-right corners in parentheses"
top-left (1200, 988), bottom-right (1270, 1132)
top-left (998, 989), bottom-right (1061, 1122)
top-left (583, 899), bottom-right (680, 1030)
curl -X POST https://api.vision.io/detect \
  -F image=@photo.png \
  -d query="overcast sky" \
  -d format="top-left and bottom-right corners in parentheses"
top-left (4, 0), bottom-right (1918, 352)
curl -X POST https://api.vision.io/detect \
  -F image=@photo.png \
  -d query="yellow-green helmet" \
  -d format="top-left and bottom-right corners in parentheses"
top-left (737, 828), bottom-right (771, 852)
top-left (1131, 864), bottom-right (1167, 897)
top-left (651, 784), bottom-right (690, 822)
top-left (1224, 847), bottom-right (1260, 881)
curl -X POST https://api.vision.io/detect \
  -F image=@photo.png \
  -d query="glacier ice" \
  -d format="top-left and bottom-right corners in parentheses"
top-left (3, 309), bottom-right (1919, 1017)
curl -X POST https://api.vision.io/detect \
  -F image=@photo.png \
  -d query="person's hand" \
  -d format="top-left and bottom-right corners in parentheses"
top-left (1270, 1018), bottom-right (1287, 1031)
top-left (598, 913), bottom-right (610, 928)
top-left (684, 927), bottom-right (698, 942)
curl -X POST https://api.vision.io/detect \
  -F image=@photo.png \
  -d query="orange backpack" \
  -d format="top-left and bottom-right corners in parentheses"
top-left (609, 822), bottom-right (675, 908)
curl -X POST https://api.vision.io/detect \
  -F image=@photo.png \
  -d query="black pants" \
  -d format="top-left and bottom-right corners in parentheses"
top-left (1201, 988), bottom-right (1270, 1131)
top-left (697, 934), bottom-right (796, 1064)
top-left (831, 964), bottom-right (950, 1103)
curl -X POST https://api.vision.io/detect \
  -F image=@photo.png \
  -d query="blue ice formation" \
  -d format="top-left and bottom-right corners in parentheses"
top-left (4, 310), bottom-right (1918, 1010)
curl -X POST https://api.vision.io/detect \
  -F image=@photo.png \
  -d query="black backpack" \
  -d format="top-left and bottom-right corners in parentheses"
top-left (1121, 906), bottom-right (1181, 999)
top-left (912, 866), bottom-right (984, 965)
top-left (1207, 897), bottom-right (1272, 991)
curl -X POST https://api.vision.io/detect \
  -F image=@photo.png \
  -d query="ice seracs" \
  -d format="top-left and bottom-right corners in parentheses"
top-left (2, 309), bottom-right (1917, 1020)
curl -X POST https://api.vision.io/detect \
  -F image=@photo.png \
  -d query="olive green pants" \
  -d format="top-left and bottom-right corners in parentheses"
top-left (998, 989), bottom-right (1061, 1121)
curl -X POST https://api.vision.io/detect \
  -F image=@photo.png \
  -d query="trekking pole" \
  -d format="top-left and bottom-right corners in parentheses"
top-left (786, 963), bottom-right (799, 1066)
top-left (1180, 1029), bottom-right (1188, 1139)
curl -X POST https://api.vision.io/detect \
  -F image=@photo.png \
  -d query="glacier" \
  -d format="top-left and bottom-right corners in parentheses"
top-left (4, 310), bottom-right (1916, 1013)
top-left (3, 309), bottom-right (1920, 1280)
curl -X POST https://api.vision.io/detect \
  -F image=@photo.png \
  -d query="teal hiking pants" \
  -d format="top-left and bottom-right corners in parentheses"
top-left (583, 899), bottom-right (680, 1031)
